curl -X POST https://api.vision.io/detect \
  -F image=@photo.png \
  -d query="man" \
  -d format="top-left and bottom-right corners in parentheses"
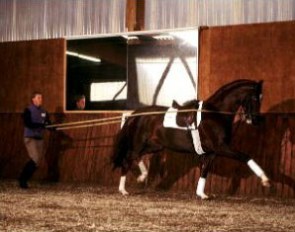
top-left (75, 94), bottom-right (86, 110)
top-left (19, 92), bottom-right (51, 189)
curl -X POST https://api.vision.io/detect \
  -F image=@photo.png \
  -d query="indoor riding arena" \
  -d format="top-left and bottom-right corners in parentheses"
top-left (1, 1), bottom-right (295, 231)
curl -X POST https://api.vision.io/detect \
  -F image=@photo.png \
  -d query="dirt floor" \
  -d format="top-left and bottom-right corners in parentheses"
top-left (1, 180), bottom-right (295, 232)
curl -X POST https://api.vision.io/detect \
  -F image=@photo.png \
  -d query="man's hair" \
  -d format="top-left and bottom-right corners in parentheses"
top-left (75, 94), bottom-right (85, 102)
top-left (31, 91), bottom-right (42, 100)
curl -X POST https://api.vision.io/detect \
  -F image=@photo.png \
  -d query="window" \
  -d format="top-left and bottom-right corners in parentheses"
top-left (66, 29), bottom-right (198, 111)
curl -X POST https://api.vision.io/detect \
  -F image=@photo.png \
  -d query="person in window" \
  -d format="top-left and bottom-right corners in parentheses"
top-left (19, 92), bottom-right (51, 189)
top-left (75, 94), bottom-right (86, 110)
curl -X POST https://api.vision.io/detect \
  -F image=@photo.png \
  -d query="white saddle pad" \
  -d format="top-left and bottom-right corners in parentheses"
top-left (163, 101), bottom-right (205, 155)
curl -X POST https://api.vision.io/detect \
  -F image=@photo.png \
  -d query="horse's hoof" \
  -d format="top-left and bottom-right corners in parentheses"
top-left (197, 194), bottom-right (210, 200)
top-left (262, 179), bottom-right (271, 187)
top-left (137, 175), bottom-right (147, 183)
top-left (119, 189), bottom-right (129, 196)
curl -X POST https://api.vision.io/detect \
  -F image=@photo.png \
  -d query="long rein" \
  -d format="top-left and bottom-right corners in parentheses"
top-left (46, 109), bottom-right (249, 131)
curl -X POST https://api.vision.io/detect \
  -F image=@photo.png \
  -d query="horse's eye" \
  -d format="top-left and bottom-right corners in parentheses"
top-left (251, 96), bottom-right (258, 101)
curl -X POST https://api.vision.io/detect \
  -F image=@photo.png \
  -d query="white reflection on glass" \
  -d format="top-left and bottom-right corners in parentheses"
top-left (91, 82), bottom-right (127, 101)
top-left (66, 51), bottom-right (101, 63)
top-left (135, 57), bottom-right (197, 106)
top-left (169, 30), bottom-right (198, 47)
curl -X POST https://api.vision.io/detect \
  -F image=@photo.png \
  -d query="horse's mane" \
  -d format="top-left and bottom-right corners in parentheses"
top-left (207, 79), bottom-right (257, 101)
top-left (176, 79), bottom-right (258, 108)
top-left (182, 99), bottom-right (198, 107)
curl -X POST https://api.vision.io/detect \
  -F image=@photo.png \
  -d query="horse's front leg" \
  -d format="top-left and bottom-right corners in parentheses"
top-left (247, 159), bottom-right (270, 187)
top-left (196, 153), bottom-right (215, 200)
top-left (218, 145), bottom-right (270, 187)
top-left (137, 160), bottom-right (148, 183)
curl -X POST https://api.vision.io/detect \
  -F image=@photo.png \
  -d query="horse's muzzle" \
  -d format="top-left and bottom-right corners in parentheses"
top-left (251, 115), bottom-right (264, 125)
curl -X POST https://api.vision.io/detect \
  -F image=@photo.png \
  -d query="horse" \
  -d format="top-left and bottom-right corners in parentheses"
top-left (112, 79), bottom-right (270, 199)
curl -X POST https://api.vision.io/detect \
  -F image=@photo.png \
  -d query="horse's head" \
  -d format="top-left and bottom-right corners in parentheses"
top-left (206, 79), bottom-right (264, 125)
top-left (240, 80), bottom-right (263, 125)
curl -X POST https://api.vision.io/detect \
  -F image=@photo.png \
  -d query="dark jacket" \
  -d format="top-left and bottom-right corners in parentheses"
top-left (23, 104), bottom-right (50, 139)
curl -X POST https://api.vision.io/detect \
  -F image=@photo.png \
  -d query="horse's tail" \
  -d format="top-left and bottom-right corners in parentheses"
top-left (112, 118), bottom-right (134, 170)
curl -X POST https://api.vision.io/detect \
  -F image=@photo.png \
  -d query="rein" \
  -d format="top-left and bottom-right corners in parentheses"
top-left (48, 108), bottom-right (249, 131)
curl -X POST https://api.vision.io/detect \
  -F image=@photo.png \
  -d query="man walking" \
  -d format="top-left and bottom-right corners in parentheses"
top-left (19, 92), bottom-right (51, 189)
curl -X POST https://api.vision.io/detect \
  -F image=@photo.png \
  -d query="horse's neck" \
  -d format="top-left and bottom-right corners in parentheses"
top-left (206, 89), bottom-right (246, 113)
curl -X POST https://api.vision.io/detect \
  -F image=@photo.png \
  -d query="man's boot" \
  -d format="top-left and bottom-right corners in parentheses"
top-left (18, 159), bottom-right (37, 189)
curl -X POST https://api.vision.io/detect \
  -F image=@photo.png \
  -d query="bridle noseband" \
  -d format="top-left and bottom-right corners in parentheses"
top-left (241, 92), bottom-right (261, 124)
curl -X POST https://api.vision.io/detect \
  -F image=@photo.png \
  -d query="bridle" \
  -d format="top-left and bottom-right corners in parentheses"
top-left (240, 92), bottom-right (262, 125)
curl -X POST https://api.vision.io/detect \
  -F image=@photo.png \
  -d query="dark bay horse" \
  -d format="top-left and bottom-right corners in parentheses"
top-left (112, 79), bottom-right (270, 199)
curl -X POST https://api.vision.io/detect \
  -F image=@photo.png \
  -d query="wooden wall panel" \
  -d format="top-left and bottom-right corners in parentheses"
top-left (0, 39), bottom-right (65, 113)
top-left (199, 21), bottom-right (295, 112)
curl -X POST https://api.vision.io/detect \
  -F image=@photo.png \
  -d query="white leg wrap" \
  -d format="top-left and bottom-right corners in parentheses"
top-left (196, 177), bottom-right (208, 199)
top-left (137, 161), bottom-right (148, 183)
top-left (246, 119), bottom-right (252, 124)
top-left (247, 159), bottom-right (264, 177)
top-left (138, 161), bottom-right (148, 175)
top-left (119, 176), bottom-right (129, 195)
top-left (247, 159), bottom-right (270, 187)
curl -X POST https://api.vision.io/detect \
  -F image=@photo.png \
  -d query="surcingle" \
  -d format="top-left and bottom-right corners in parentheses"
top-left (163, 101), bottom-right (205, 155)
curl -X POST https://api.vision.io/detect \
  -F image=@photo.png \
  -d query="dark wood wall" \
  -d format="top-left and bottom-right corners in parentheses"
top-left (0, 39), bottom-right (65, 113)
top-left (199, 21), bottom-right (295, 112)
top-left (1, 21), bottom-right (295, 198)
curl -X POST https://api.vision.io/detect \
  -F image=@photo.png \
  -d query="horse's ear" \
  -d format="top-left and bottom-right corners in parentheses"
top-left (257, 80), bottom-right (263, 92)
top-left (172, 100), bottom-right (181, 108)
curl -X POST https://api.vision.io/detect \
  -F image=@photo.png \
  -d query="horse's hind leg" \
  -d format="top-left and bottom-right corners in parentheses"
top-left (136, 140), bottom-right (163, 183)
top-left (118, 159), bottom-right (148, 195)
top-left (196, 153), bottom-right (215, 200)
top-left (118, 158), bottom-right (133, 196)
top-left (137, 160), bottom-right (148, 183)
top-left (119, 175), bottom-right (128, 195)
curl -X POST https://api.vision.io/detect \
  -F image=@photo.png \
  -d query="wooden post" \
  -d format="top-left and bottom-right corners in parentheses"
top-left (126, 0), bottom-right (145, 31)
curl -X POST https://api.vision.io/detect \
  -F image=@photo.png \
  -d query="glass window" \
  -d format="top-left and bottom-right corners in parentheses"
top-left (66, 28), bottom-right (198, 111)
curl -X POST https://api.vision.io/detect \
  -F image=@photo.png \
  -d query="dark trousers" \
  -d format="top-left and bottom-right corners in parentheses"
top-left (18, 159), bottom-right (37, 188)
